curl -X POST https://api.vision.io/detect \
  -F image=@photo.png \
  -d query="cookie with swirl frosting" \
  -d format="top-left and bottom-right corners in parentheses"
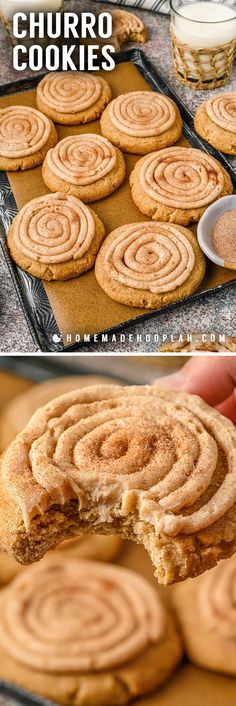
top-left (0, 384), bottom-right (235, 585)
top-left (173, 556), bottom-right (236, 675)
top-left (0, 105), bottom-right (57, 171)
top-left (0, 558), bottom-right (182, 705)
top-left (0, 375), bottom-right (120, 450)
top-left (101, 91), bottom-right (182, 154)
top-left (194, 94), bottom-right (236, 154)
top-left (95, 222), bottom-right (206, 308)
top-left (109, 8), bottom-right (147, 50)
top-left (36, 72), bottom-right (112, 126)
top-left (130, 146), bottom-right (233, 225)
top-left (42, 134), bottom-right (126, 202)
top-left (7, 192), bottom-right (105, 281)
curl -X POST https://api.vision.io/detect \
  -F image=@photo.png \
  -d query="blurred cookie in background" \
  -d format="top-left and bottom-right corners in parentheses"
top-left (172, 556), bottom-right (236, 676)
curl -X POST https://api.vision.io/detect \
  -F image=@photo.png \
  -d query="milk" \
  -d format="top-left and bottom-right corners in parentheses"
top-left (0, 1), bottom-right (62, 21)
top-left (173, 1), bottom-right (236, 49)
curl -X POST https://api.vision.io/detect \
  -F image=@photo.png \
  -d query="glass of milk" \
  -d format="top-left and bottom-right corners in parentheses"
top-left (170, 0), bottom-right (236, 88)
top-left (0, 0), bottom-right (64, 47)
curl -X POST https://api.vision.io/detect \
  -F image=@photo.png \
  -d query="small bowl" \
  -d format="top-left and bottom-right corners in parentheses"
top-left (197, 194), bottom-right (236, 271)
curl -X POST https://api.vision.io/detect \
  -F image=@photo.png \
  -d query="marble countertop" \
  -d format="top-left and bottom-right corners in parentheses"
top-left (0, 0), bottom-right (235, 353)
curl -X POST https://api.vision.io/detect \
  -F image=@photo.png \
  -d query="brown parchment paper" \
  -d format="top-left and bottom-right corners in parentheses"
top-left (0, 370), bottom-right (236, 704)
top-left (1, 62), bottom-right (235, 346)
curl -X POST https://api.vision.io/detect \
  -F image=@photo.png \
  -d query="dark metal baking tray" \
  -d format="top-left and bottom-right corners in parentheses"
top-left (0, 48), bottom-right (235, 352)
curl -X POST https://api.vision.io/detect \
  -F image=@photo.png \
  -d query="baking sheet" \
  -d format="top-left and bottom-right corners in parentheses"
top-left (0, 364), bottom-right (236, 705)
top-left (0, 50), bottom-right (236, 352)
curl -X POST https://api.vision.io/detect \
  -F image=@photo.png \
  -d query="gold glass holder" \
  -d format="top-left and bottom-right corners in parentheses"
top-left (170, 25), bottom-right (236, 90)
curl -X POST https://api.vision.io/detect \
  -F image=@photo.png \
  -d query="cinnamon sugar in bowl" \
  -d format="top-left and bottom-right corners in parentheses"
top-left (197, 194), bottom-right (236, 271)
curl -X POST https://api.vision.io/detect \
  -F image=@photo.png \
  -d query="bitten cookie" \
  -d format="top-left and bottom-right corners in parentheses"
top-left (0, 374), bottom-right (119, 449)
top-left (130, 146), bottom-right (233, 225)
top-left (36, 72), bottom-right (112, 125)
top-left (0, 384), bottom-right (235, 586)
top-left (95, 222), bottom-right (206, 308)
top-left (0, 105), bottom-right (57, 171)
top-left (160, 333), bottom-right (236, 352)
top-left (0, 558), bottom-right (182, 706)
top-left (108, 8), bottom-right (147, 51)
top-left (7, 193), bottom-right (105, 281)
top-left (194, 93), bottom-right (236, 155)
top-left (173, 556), bottom-right (236, 676)
top-left (42, 134), bottom-right (125, 202)
top-left (0, 535), bottom-right (122, 586)
top-left (101, 91), bottom-right (182, 154)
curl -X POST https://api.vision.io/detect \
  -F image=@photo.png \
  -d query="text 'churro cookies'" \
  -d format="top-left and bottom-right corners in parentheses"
top-left (0, 384), bottom-right (235, 585)
top-left (173, 556), bottom-right (236, 676)
top-left (42, 134), bottom-right (125, 202)
top-left (195, 93), bottom-right (236, 155)
top-left (0, 558), bottom-right (182, 706)
top-left (7, 193), bottom-right (105, 281)
top-left (100, 91), bottom-right (182, 154)
top-left (0, 105), bottom-right (57, 171)
top-left (95, 222), bottom-right (206, 308)
top-left (36, 72), bottom-right (112, 126)
top-left (130, 146), bottom-right (233, 225)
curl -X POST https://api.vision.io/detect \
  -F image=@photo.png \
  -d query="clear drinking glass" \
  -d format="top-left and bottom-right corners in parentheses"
top-left (170, 0), bottom-right (236, 88)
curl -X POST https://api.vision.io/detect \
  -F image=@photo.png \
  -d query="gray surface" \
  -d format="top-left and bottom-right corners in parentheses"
top-left (0, 0), bottom-right (235, 353)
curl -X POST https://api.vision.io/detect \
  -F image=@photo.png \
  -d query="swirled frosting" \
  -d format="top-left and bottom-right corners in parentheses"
top-left (111, 9), bottom-right (144, 37)
top-left (0, 106), bottom-right (51, 158)
top-left (108, 92), bottom-right (176, 137)
top-left (2, 385), bottom-right (236, 537)
top-left (12, 193), bottom-right (95, 264)
top-left (46, 134), bottom-right (116, 185)
top-left (0, 558), bottom-right (164, 672)
top-left (139, 147), bottom-right (224, 209)
top-left (104, 222), bottom-right (195, 292)
top-left (37, 72), bottom-right (104, 115)
top-left (199, 557), bottom-right (236, 638)
top-left (206, 94), bottom-right (236, 134)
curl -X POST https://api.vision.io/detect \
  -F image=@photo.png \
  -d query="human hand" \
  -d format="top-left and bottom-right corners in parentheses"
top-left (158, 357), bottom-right (236, 424)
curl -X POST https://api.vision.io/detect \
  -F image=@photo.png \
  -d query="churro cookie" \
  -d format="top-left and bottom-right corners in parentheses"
top-left (36, 72), bottom-right (112, 125)
top-left (100, 91), bottom-right (182, 154)
top-left (95, 222), bottom-right (205, 308)
top-left (130, 146), bottom-right (233, 225)
top-left (42, 134), bottom-right (125, 202)
top-left (0, 384), bottom-right (235, 585)
top-left (194, 94), bottom-right (236, 155)
top-left (0, 558), bottom-right (182, 706)
top-left (109, 8), bottom-right (147, 51)
top-left (7, 193), bottom-right (105, 281)
top-left (0, 535), bottom-right (122, 586)
top-left (160, 333), bottom-right (236, 352)
top-left (0, 106), bottom-right (57, 171)
top-left (173, 556), bottom-right (236, 676)
top-left (0, 375), bottom-right (118, 450)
